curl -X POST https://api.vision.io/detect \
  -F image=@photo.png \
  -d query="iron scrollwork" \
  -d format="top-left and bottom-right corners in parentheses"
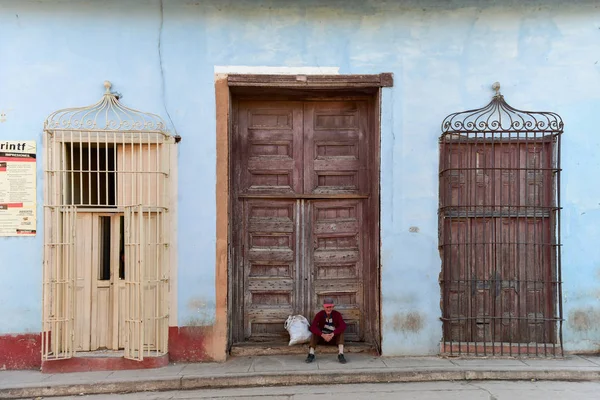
top-left (441, 82), bottom-right (563, 135)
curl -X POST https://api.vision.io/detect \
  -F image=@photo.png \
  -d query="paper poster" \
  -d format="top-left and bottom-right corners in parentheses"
top-left (0, 141), bottom-right (37, 236)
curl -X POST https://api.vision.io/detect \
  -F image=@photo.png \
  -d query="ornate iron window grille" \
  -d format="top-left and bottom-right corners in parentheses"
top-left (439, 83), bottom-right (563, 357)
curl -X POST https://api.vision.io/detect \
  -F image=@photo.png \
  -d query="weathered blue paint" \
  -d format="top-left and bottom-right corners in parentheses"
top-left (0, 0), bottom-right (599, 355)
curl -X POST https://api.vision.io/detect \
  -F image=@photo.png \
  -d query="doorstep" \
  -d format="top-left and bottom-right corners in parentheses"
top-left (230, 341), bottom-right (377, 357)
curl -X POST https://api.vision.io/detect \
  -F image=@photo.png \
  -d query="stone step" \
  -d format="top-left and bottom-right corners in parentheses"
top-left (230, 341), bottom-right (377, 357)
top-left (41, 352), bottom-right (168, 373)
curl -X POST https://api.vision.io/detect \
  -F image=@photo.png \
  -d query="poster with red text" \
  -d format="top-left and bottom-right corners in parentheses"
top-left (0, 141), bottom-right (36, 236)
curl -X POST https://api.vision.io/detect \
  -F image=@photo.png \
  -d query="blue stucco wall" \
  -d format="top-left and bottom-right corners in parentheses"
top-left (0, 0), bottom-right (599, 355)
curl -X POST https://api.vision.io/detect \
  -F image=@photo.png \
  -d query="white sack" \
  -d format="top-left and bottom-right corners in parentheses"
top-left (284, 315), bottom-right (312, 346)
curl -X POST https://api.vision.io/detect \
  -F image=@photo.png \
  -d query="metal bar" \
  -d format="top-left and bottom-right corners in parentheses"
top-left (441, 316), bottom-right (562, 321)
top-left (491, 140), bottom-right (495, 354)
top-left (442, 133), bottom-right (558, 139)
top-left (468, 135), bottom-right (475, 355)
top-left (139, 205), bottom-right (145, 359)
top-left (86, 131), bottom-right (91, 206)
top-left (295, 199), bottom-right (301, 319)
top-left (556, 133), bottom-right (563, 357)
top-left (513, 139), bottom-right (520, 357)
top-left (129, 131), bottom-right (134, 207)
top-left (68, 206), bottom-right (76, 358)
top-left (95, 129), bottom-right (100, 205)
top-left (302, 200), bottom-right (308, 320)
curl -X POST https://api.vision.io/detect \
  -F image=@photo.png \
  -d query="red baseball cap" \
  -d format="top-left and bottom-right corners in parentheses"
top-left (323, 298), bottom-right (335, 307)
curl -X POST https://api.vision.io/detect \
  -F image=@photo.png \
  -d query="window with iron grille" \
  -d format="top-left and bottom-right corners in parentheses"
top-left (439, 83), bottom-right (563, 357)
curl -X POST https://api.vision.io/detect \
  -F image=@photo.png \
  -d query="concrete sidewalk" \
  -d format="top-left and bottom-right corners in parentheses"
top-left (1, 354), bottom-right (600, 399)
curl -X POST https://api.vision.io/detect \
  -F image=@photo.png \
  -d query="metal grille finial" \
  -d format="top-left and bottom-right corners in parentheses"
top-left (442, 83), bottom-right (563, 134)
top-left (44, 81), bottom-right (169, 134)
top-left (492, 81), bottom-right (501, 96)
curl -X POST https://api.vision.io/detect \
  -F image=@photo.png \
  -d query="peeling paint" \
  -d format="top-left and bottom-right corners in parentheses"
top-left (568, 308), bottom-right (600, 332)
top-left (387, 312), bottom-right (424, 333)
top-left (184, 298), bottom-right (216, 326)
top-left (0, 109), bottom-right (11, 123)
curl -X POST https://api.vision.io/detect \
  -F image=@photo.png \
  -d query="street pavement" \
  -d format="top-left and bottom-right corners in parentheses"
top-left (51, 381), bottom-right (600, 399)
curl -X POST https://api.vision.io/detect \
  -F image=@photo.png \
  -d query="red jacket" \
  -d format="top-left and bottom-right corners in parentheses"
top-left (309, 310), bottom-right (347, 336)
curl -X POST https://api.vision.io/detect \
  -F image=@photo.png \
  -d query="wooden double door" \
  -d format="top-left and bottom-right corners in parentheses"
top-left (231, 97), bottom-right (379, 344)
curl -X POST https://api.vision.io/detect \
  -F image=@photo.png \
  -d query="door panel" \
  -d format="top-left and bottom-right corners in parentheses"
top-left (74, 213), bottom-right (93, 351)
top-left (117, 283), bottom-right (127, 348)
top-left (309, 200), bottom-right (364, 341)
top-left (470, 218), bottom-right (495, 343)
top-left (237, 101), bottom-right (304, 194)
top-left (91, 216), bottom-right (111, 350)
top-left (443, 218), bottom-right (471, 342)
top-left (243, 199), bottom-right (297, 340)
top-left (519, 218), bottom-right (552, 343)
top-left (82, 214), bottom-right (125, 351)
top-left (114, 215), bottom-right (126, 350)
top-left (304, 102), bottom-right (369, 194)
top-left (495, 218), bottom-right (520, 343)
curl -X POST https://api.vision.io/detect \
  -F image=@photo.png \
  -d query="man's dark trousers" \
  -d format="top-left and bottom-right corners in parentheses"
top-left (309, 332), bottom-right (344, 348)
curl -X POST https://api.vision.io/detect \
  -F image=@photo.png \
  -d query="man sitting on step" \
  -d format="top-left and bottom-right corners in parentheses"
top-left (305, 297), bottom-right (347, 364)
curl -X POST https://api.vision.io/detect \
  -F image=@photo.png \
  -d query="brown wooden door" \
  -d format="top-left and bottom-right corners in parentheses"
top-left (233, 99), bottom-right (371, 343)
top-left (441, 140), bottom-right (555, 344)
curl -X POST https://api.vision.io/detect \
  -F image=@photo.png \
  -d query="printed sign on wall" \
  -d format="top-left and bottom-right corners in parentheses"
top-left (0, 141), bottom-right (37, 236)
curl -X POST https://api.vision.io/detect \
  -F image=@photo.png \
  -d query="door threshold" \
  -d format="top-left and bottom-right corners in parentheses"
top-left (230, 341), bottom-right (377, 357)
top-left (74, 349), bottom-right (124, 358)
top-left (72, 349), bottom-right (167, 358)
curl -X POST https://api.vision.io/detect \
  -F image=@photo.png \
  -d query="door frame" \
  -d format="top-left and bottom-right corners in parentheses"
top-left (215, 74), bottom-right (392, 356)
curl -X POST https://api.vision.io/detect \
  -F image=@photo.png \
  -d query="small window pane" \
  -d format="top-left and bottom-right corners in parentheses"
top-left (119, 216), bottom-right (125, 280)
top-left (99, 217), bottom-right (111, 280)
top-left (64, 143), bottom-right (116, 206)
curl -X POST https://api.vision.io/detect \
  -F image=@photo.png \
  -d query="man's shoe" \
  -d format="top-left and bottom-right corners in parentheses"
top-left (305, 353), bottom-right (315, 363)
top-left (338, 354), bottom-right (347, 364)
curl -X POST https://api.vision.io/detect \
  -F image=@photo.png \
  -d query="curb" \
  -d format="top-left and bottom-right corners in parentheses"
top-left (2, 369), bottom-right (600, 399)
